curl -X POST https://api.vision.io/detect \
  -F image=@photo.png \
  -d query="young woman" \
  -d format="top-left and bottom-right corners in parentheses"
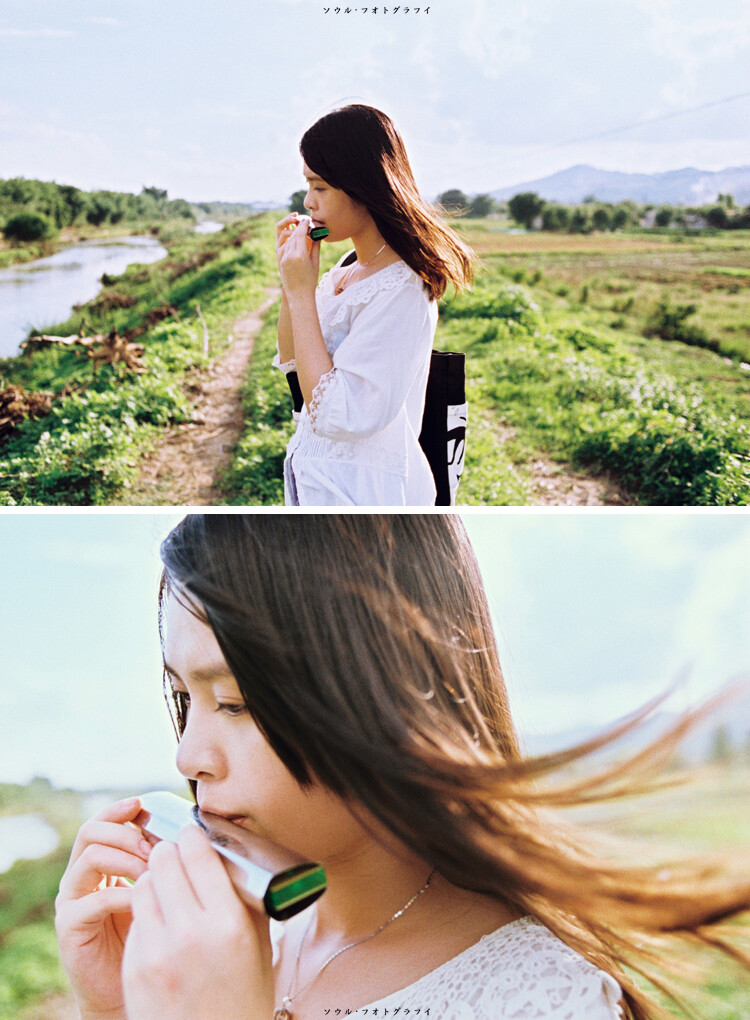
top-left (56, 515), bottom-right (750, 1020)
top-left (274, 104), bottom-right (474, 506)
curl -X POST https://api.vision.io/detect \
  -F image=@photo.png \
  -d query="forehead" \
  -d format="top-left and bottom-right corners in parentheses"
top-left (162, 591), bottom-right (230, 680)
top-left (302, 163), bottom-right (326, 183)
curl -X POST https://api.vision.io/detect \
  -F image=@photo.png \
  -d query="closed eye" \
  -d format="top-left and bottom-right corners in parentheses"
top-left (216, 703), bottom-right (247, 717)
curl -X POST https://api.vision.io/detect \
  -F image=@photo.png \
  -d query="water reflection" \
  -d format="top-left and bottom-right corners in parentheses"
top-left (0, 814), bottom-right (60, 872)
top-left (0, 236), bottom-right (167, 358)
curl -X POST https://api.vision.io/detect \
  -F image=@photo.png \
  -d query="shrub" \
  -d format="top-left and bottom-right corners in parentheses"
top-left (3, 212), bottom-right (56, 242)
top-left (439, 284), bottom-right (541, 332)
top-left (643, 297), bottom-right (715, 350)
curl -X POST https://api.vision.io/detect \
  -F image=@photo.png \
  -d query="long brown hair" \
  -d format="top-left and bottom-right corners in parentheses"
top-left (300, 104), bottom-right (474, 301)
top-left (159, 514), bottom-right (750, 1020)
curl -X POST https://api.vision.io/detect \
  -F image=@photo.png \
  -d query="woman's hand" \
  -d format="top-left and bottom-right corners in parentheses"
top-left (276, 212), bottom-right (321, 299)
top-left (122, 824), bottom-right (274, 1020)
top-left (55, 797), bottom-right (150, 1020)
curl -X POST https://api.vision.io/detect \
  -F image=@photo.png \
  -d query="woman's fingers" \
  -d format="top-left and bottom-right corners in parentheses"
top-left (57, 885), bottom-right (134, 930)
top-left (175, 825), bottom-right (241, 913)
top-left (68, 798), bottom-right (146, 864)
top-left (276, 212), bottom-right (302, 244)
top-left (277, 216), bottom-right (311, 258)
top-left (70, 820), bottom-right (150, 866)
top-left (132, 870), bottom-right (165, 928)
top-left (144, 838), bottom-right (200, 927)
top-left (59, 844), bottom-right (150, 899)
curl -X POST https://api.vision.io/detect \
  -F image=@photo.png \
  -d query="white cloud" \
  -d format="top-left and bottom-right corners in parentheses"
top-left (457, 0), bottom-right (552, 80)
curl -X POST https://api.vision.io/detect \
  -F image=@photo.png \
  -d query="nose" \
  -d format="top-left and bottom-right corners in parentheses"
top-left (175, 710), bottom-right (226, 783)
top-left (303, 190), bottom-right (314, 212)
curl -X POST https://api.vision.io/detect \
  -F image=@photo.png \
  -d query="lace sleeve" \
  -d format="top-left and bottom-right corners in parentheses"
top-left (272, 349), bottom-right (296, 374)
top-left (308, 278), bottom-right (433, 441)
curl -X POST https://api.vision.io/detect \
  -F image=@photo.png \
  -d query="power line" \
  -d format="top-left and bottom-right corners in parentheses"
top-left (463, 88), bottom-right (750, 177)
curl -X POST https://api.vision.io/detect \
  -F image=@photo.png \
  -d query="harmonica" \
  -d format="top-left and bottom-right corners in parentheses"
top-left (133, 791), bottom-right (327, 920)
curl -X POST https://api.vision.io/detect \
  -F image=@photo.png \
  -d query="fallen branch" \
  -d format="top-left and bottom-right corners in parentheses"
top-left (20, 330), bottom-right (146, 374)
top-left (89, 331), bottom-right (146, 373)
top-left (20, 333), bottom-right (99, 353)
top-left (0, 385), bottom-right (54, 441)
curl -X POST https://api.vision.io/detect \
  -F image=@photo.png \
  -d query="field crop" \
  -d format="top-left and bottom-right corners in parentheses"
top-left (443, 223), bottom-right (750, 505)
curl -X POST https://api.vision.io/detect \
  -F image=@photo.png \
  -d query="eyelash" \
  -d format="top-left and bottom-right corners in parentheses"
top-left (172, 692), bottom-right (246, 717)
top-left (217, 703), bottom-right (246, 717)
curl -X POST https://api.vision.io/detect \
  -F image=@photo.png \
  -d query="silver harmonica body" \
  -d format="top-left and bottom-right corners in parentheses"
top-left (133, 791), bottom-right (326, 920)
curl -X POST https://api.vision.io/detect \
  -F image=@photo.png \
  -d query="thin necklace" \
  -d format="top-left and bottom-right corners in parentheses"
top-left (273, 867), bottom-right (436, 1020)
top-left (334, 242), bottom-right (388, 295)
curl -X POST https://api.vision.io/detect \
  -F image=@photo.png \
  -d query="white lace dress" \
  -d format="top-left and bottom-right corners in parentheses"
top-left (274, 253), bottom-right (437, 507)
top-left (273, 916), bottom-right (624, 1019)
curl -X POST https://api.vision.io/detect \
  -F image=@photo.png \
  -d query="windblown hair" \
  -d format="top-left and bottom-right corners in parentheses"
top-left (160, 514), bottom-right (750, 1020)
top-left (300, 104), bottom-right (474, 301)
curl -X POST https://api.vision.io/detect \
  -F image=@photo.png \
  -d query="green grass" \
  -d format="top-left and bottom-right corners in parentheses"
top-left (563, 768), bottom-right (750, 1019)
top-left (701, 266), bottom-right (750, 279)
top-left (0, 215), bottom-right (278, 505)
top-left (4, 217), bottom-right (750, 505)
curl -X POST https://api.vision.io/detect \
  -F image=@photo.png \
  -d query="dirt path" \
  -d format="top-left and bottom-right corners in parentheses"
top-left (124, 289), bottom-right (280, 506)
top-left (527, 455), bottom-right (632, 505)
top-left (492, 424), bottom-right (632, 506)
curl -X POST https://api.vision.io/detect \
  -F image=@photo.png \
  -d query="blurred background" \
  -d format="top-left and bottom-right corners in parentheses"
top-left (1, 509), bottom-right (749, 1018)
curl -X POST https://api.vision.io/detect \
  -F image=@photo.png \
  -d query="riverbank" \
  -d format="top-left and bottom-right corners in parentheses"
top-left (0, 235), bottom-right (168, 359)
top-left (0, 218), bottom-right (204, 271)
top-left (0, 214), bottom-right (277, 505)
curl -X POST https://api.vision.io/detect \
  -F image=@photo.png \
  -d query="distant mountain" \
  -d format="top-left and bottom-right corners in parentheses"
top-left (523, 690), bottom-right (750, 763)
top-left (490, 164), bottom-right (750, 206)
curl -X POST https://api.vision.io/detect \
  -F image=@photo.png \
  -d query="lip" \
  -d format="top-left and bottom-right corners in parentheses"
top-left (198, 805), bottom-right (248, 824)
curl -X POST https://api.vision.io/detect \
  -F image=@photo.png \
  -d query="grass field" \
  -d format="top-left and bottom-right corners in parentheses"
top-left (224, 222), bottom-right (750, 506)
top-left (2, 216), bottom-right (749, 505)
top-left (443, 223), bottom-right (750, 505)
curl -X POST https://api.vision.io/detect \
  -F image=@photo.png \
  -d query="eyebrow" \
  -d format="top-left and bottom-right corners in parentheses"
top-left (303, 171), bottom-right (325, 183)
top-left (163, 661), bottom-right (235, 686)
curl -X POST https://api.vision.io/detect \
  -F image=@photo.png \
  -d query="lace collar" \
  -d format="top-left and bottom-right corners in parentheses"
top-left (319, 259), bottom-right (419, 309)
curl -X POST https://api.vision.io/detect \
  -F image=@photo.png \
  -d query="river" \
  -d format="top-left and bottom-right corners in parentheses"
top-left (0, 813), bottom-right (60, 872)
top-left (0, 235), bottom-right (167, 359)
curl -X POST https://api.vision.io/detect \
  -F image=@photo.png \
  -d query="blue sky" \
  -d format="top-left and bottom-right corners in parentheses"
top-left (1, 0), bottom-right (748, 203)
top-left (0, 511), bottom-right (748, 790)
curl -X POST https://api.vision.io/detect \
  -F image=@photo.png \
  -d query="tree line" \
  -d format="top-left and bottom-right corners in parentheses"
top-left (1, 178), bottom-right (196, 242)
top-left (438, 188), bottom-right (750, 232)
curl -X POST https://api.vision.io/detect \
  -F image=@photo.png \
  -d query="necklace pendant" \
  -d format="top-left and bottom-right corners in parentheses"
top-left (273, 1008), bottom-right (293, 1020)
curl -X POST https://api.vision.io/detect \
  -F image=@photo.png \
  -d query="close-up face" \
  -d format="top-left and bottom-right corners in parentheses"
top-left (161, 589), bottom-right (369, 864)
top-left (302, 162), bottom-right (374, 242)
